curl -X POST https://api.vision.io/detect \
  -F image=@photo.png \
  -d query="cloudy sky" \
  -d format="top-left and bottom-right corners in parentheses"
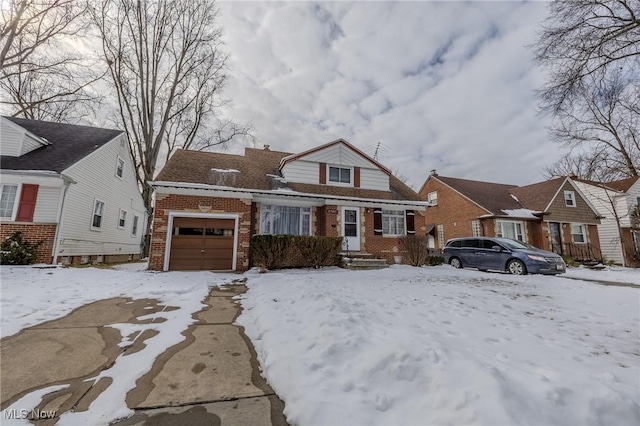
top-left (216, 1), bottom-right (557, 189)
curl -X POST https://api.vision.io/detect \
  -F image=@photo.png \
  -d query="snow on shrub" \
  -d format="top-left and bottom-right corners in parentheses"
top-left (0, 232), bottom-right (41, 265)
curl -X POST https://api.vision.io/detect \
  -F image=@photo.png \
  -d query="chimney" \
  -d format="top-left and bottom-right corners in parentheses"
top-left (568, 173), bottom-right (576, 178)
top-left (430, 169), bottom-right (438, 176)
top-left (263, 144), bottom-right (270, 151)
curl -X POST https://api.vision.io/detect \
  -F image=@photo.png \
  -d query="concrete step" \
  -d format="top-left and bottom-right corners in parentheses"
top-left (343, 258), bottom-right (389, 270)
top-left (340, 252), bottom-right (376, 259)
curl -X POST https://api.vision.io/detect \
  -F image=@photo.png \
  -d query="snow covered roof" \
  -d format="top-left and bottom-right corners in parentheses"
top-left (499, 209), bottom-right (541, 219)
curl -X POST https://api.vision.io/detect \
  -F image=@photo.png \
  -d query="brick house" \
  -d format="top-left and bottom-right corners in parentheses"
top-left (148, 139), bottom-right (428, 271)
top-left (418, 173), bottom-right (603, 262)
top-left (573, 176), bottom-right (640, 267)
top-left (0, 117), bottom-right (146, 264)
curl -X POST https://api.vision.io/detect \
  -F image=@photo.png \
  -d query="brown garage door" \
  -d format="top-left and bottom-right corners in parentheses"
top-left (169, 217), bottom-right (235, 271)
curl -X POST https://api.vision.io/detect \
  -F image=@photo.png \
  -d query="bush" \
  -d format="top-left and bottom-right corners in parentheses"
top-left (562, 255), bottom-right (579, 267)
top-left (250, 235), bottom-right (291, 270)
top-left (295, 236), bottom-right (343, 268)
top-left (0, 232), bottom-right (41, 265)
top-left (398, 234), bottom-right (429, 266)
top-left (427, 255), bottom-right (444, 266)
top-left (250, 235), bottom-right (342, 270)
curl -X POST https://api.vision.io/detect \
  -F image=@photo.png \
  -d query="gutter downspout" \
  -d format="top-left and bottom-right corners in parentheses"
top-left (52, 174), bottom-right (76, 265)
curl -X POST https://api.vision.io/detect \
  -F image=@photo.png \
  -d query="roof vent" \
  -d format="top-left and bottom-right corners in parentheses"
top-left (263, 144), bottom-right (270, 151)
top-left (430, 169), bottom-right (437, 176)
top-left (208, 168), bottom-right (240, 186)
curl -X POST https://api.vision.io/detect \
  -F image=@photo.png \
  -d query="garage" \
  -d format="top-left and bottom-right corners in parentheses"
top-left (168, 217), bottom-right (235, 271)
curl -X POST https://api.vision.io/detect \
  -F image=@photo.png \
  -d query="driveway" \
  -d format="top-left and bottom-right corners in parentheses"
top-left (0, 280), bottom-right (288, 426)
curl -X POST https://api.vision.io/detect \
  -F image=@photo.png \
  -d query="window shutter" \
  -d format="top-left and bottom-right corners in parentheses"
top-left (373, 209), bottom-right (383, 235)
top-left (354, 167), bottom-right (360, 188)
top-left (319, 163), bottom-right (326, 184)
top-left (406, 210), bottom-right (415, 234)
top-left (16, 184), bottom-right (38, 222)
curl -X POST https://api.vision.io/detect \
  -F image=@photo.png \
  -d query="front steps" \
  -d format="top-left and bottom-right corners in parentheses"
top-left (341, 252), bottom-right (389, 270)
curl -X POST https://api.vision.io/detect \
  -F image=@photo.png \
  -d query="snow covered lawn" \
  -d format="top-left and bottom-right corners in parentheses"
top-left (563, 265), bottom-right (640, 285)
top-left (238, 266), bottom-right (640, 426)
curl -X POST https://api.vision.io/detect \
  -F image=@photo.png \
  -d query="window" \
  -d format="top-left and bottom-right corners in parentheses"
top-left (471, 220), bottom-right (481, 236)
top-left (328, 166), bottom-right (351, 184)
top-left (0, 185), bottom-right (18, 218)
top-left (260, 204), bottom-right (311, 235)
top-left (132, 215), bottom-right (139, 236)
top-left (382, 210), bottom-right (405, 236)
top-left (571, 224), bottom-right (586, 243)
top-left (461, 239), bottom-right (479, 248)
top-left (496, 220), bottom-right (525, 242)
top-left (427, 191), bottom-right (438, 206)
top-left (116, 157), bottom-right (125, 178)
top-left (564, 190), bottom-right (576, 207)
top-left (92, 200), bottom-right (105, 229)
top-left (437, 224), bottom-right (444, 248)
top-left (118, 209), bottom-right (127, 229)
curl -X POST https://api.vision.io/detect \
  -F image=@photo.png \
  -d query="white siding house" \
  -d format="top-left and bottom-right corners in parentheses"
top-left (0, 117), bottom-right (146, 264)
top-left (57, 134), bottom-right (147, 258)
top-left (573, 180), bottom-right (626, 264)
top-left (574, 177), bottom-right (640, 267)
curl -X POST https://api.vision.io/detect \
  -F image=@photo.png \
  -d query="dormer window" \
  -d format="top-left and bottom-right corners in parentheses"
top-left (328, 166), bottom-right (351, 184)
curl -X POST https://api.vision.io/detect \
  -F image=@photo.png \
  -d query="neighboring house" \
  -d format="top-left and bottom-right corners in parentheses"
top-left (419, 172), bottom-right (603, 262)
top-left (148, 139), bottom-right (428, 271)
top-left (573, 176), bottom-right (640, 267)
top-left (0, 117), bottom-right (146, 265)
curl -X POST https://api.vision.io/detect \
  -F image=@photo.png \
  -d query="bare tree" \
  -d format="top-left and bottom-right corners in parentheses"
top-left (547, 72), bottom-right (639, 179)
top-left (535, 0), bottom-right (640, 113)
top-left (544, 149), bottom-right (610, 180)
top-left (0, 0), bottom-right (102, 121)
top-left (89, 0), bottom-right (252, 238)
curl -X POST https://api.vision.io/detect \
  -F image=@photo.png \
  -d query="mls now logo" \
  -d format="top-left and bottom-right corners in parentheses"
top-left (3, 408), bottom-right (56, 420)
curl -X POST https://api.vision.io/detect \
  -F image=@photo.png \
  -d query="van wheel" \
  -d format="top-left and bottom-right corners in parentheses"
top-left (507, 260), bottom-right (527, 275)
top-left (449, 257), bottom-right (462, 269)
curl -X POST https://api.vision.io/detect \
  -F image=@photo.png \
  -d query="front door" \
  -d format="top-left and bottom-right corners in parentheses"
top-left (549, 222), bottom-right (563, 255)
top-left (341, 207), bottom-right (360, 251)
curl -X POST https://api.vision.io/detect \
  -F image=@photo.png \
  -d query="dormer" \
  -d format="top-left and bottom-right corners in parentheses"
top-left (278, 139), bottom-right (392, 191)
top-left (1, 116), bottom-right (50, 157)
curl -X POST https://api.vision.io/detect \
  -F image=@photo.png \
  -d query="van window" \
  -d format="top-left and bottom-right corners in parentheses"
top-left (447, 240), bottom-right (462, 248)
top-left (462, 239), bottom-right (479, 248)
top-left (481, 240), bottom-right (499, 249)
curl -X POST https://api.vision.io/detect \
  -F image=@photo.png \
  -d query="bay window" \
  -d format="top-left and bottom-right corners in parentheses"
top-left (260, 204), bottom-right (311, 235)
top-left (496, 220), bottom-right (525, 242)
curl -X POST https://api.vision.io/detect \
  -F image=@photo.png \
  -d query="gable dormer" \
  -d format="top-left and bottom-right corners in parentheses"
top-left (1, 116), bottom-right (49, 157)
top-left (278, 139), bottom-right (391, 191)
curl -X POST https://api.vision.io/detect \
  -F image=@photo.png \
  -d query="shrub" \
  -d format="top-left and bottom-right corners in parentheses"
top-left (250, 235), bottom-right (292, 270)
top-left (562, 255), bottom-right (579, 267)
top-left (0, 232), bottom-right (41, 265)
top-left (250, 235), bottom-right (342, 270)
top-left (427, 255), bottom-right (444, 266)
top-left (295, 236), bottom-right (342, 268)
top-left (398, 234), bottom-right (429, 266)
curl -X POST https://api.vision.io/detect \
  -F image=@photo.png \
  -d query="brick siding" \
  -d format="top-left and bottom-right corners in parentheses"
top-left (620, 228), bottom-right (640, 267)
top-left (419, 178), bottom-right (489, 248)
top-left (148, 194), bottom-right (252, 271)
top-left (0, 223), bottom-right (57, 264)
